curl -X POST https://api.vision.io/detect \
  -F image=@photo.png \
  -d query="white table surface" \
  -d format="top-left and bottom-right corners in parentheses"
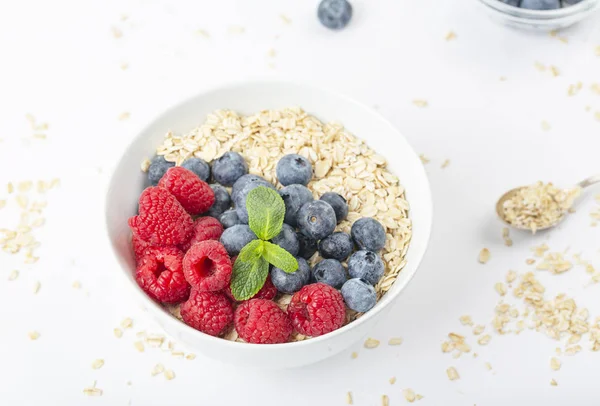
top-left (1, 0), bottom-right (600, 405)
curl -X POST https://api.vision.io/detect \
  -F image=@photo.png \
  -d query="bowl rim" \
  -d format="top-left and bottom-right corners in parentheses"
top-left (105, 79), bottom-right (433, 350)
top-left (477, 0), bottom-right (600, 19)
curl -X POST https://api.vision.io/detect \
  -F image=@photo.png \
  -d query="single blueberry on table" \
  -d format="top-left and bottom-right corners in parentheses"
top-left (147, 155), bottom-right (174, 186)
top-left (520, 0), bottom-right (560, 9)
top-left (351, 217), bottom-right (386, 252)
top-left (318, 0), bottom-right (353, 30)
top-left (271, 257), bottom-right (311, 294)
top-left (219, 209), bottom-right (242, 229)
top-left (312, 259), bottom-right (347, 289)
top-left (320, 192), bottom-right (348, 224)
top-left (318, 232), bottom-right (354, 261)
top-left (297, 233), bottom-right (318, 260)
top-left (297, 200), bottom-right (337, 240)
top-left (206, 184), bottom-right (231, 218)
top-left (271, 223), bottom-right (300, 256)
top-left (181, 157), bottom-right (210, 182)
top-left (341, 278), bottom-right (376, 313)
top-left (276, 154), bottom-right (313, 186)
top-left (280, 184), bottom-right (314, 227)
top-left (211, 151), bottom-right (249, 186)
top-left (347, 250), bottom-right (384, 285)
top-left (219, 225), bottom-right (257, 256)
top-left (498, 0), bottom-right (520, 6)
top-left (232, 176), bottom-right (276, 223)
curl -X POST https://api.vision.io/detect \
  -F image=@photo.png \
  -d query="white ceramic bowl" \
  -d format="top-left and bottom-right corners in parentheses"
top-left (105, 81), bottom-right (432, 369)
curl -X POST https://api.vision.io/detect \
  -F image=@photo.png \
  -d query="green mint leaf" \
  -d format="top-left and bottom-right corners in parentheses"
top-left (262, 241), bottom-right (298, 273)
top-left (230, 240), bottom-right (268, 301)
top-left (247, 186), bottom-right (285, 241)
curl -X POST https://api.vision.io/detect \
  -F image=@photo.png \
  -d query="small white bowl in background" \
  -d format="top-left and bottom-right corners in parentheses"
top-left (105, 81), bottom-right (432, 369)
top-left (477, 0), bottom-right (600, 30)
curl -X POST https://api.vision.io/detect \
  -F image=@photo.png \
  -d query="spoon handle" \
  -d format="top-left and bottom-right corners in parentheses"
top-left (577, 174), bottom-right (600, 189)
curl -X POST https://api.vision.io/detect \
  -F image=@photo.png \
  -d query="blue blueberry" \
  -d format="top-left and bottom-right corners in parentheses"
top-left (271, 257), bottom-right (311, 294)
top-left (147, 155), bottom-right (174, 186)
top-left (271, 224), bottom-right (300, 256)
top-left (520, 0), bottom-right (560, 9)
top-left (297, 200), bottom-right (337, 240)
top-left (341, 279), bottom-right (376, 312)
top-left (318, 0), bottom-right (352, 30)
top-left (231, 174), bottom-right (269, 202)
top-left (219, 225), bottom-right (257, 256)
top-left (206, 184), bottom-right (231, 218)
top-left (280, 184), bottom-right (314, 227)
top-left (351, 218), bottom-right (386, 252)
top-left (181, 157), bottom-right (210, 182)
top-left (211, 152), bottom-right (248, 186)
top-left (347, 250), bottom-right (384, 285)
top-left (219, 209), bottom-right (242, 229)
top-left (498, 0), bottom-right (520, 5)
top-left (311, 259), bottom-right (347, 289)
top-left (233, 177), bottom-right (276, 223)
top-left (318, 232), bottom-right (353, 261)
top-left (297, 233), bottom-right (318, 260)
top-left (276, 154), bottom-right (312, 186)
top-left (320, 192), bottom-right (348, 224)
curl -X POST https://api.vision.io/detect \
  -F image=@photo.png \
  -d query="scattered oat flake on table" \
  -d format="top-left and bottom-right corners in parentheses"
top-left (485, 362), bottom-right (492, 371)
top-left (227, 25), bottom-right (245, 35)
top-left (164, 369), bottom-right (175, 380)
top-left (92, 359), bottom-right (105, 370)
top-left (364, 338), bottom-right (380, 349)
top-left (459, 315), bottom-right (473, 326)
top-left (8, 270), bottom-right (19, 281)
top-left (419, 154), bottom-right (430, 165)
top-left (351, 351), bottom-right (358, 359)
top-left (185, 353), bottom-right (196, 360)
top-left (568, 82), bottom-right (583, 96)
top-left (445, 31), bottom-right (456, 41)
top-left (506, 270), bottom-right (517, 283)
top-left (473, 325), bottom-right (485, 335)
top-left (441, 159), bottom-right (450, 169)
top-left (28, 331), bottom-right (40, 340)
top-left (403, 388), bottom-right (417, 402)
top-left (280, 14), bottom-right (292, 24)
top-left (118, 112), bottom-right (130, 121)
top-left (121, 317), bottom-right (133, 329)
top-left (381, 394), bottom-right (389, 406)
top-left (594, 111), bottom-right (600, 122)
top-left (134, 341), bottom-right (144, 352)
top-left (114, 328), bottom-right (123, 338)
top-left (536, 251), bottom-right (572, 274)
top-left (478, 335), bottom-right (492, 345)
top-left (499, 76), bottom-right (507, 81)
top-left (550, 357), bottom-right (561, 371)
top-left (389, 377), bottom-right (396, 384)
top-left (541, 121), bottom-right (551, 131)
top-left (111, 26), bottom-right (123, 38)
top-left (494, 282), bottom-right (507, 296)
top-left (266, 48), bottom-right (277, 58)
top-left (479, 248), bottom-right (490, 264)
top-left (447, 367), bottom-right (460, 381)
top-left (33, 281), bottom-right (41, 294)
top-left (413, 99), bottom-right (428, 108)
top-left (346, 391), bottom-right (353, 404)
top-left (595, 45), bottom-right (600, 56)
top-left (550, 379), bottom-right (558, 386)
top-left (83, 381), bottom-right (103, 397)
top-left (151, 364), bottom-right (165, 376)
top-left (72, 280), bottom-right (81, 289)
top-left (141, 158), bottom-right (151, 172)
top-left (534, 61), bottom-right (547, 72)
top-left (550, 66), bottom-right (560, 77)
top-left (388, 337), bottom-right (403, 345)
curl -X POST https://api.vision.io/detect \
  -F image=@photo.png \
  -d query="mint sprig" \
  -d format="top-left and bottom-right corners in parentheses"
top-left (230, 186), bottom-right (299, 301)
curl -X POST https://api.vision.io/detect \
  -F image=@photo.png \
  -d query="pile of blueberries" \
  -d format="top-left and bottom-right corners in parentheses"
top-left (499, 0), bottom-right (583, 9)
top-left (147, 152), bottom-right (387, 313)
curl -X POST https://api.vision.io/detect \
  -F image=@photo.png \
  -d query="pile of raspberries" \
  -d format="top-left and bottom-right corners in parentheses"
top-left (129, 166), bottom-right (346, 344)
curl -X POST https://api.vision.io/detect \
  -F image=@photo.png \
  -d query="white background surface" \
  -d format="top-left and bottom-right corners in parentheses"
top-left (1, 0), bottom-right (600, 405)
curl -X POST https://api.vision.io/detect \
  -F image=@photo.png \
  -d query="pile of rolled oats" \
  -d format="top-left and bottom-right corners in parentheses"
top-left (502, 181), bottom-right (580, 233)
top-left (154, 108), bottom-right (412, 341)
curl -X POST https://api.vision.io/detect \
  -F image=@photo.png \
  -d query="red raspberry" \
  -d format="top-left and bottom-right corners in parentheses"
top-left (287, 283), bottom-right (345, 337)
top-left (158, 167), bottom-right (215, 215)
top-left (129, 187), bottom-right (193, 247)
top-left (135, 246), bottom-right (190, 304)
top-left (224, 274), bottom-right (277, 301)
top-left (132, 234), bottom-right (153, 260)
top-left (180, 289), bottom-right (233, 336)
top-left (234, 299), bottom-right (292, 344)
top-left (180, 216), bottom-right (224, 252)
top-left (183, 240), bottom-right (232, 292)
